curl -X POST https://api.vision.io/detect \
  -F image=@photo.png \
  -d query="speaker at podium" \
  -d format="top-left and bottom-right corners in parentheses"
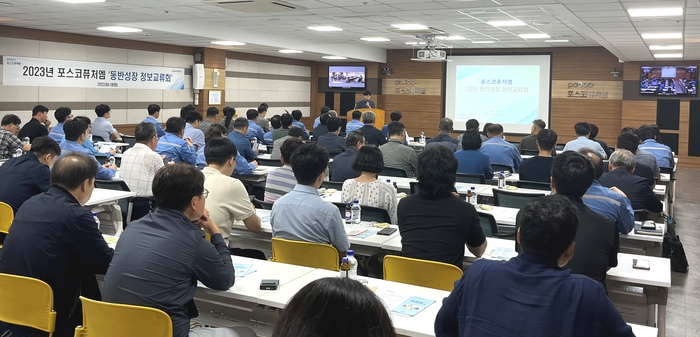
top-left (344, 108), bottom-right (385, 128)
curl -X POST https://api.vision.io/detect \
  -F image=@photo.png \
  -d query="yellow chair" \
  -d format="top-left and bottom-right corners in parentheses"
top-left (0, 202), bottom-right (14, 249)
top-left (383, 255), bottom-right (464, 291)
top-left (74, 296), bottom-right (172, 337)
top-left (271, 237), bottom-right (340, 271)
top-left (0, 273), bottom-right (56, 336)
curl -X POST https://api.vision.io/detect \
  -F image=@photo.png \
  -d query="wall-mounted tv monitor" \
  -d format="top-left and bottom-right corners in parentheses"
top-left (640, 66), bottom-right (697, 96)
top-left (329, 66), bottom-right (366, 89)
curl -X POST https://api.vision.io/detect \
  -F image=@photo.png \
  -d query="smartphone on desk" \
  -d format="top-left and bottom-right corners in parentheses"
top-left (633, 259), bottom-right (650, 270)
top-left (260, 279), bottom-right (279, 290)
top-left (377, 227), bottom-right (397, 236)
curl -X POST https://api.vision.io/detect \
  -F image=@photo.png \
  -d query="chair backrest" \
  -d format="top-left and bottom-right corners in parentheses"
top-left (0, 201), bottom-right (14, 235)
top-left (659, 167), bottom-right (673, 174)
top-left (0, 273), bottom-right (56, 334)
top-left (521, 149), bottom-right (539, 156)
top-left (455, 173), bottom-right (486, 184)
top-left (409, 181), bottom-right (419, 195)
top-left (514, 180), bottom-right (551, 191)
top-left (476, 212), bottom-right (499, 237)
top-left (555, 144), bottom-right (564, 151)
top-left (332, 203), bottom-right (392, 223)
top-left (94, 180), bottom-right (133, 227)
top-left (271, 238), bottom-right (339, 271)
top-left (252, 198), bottom-right (274, 210)
top-left (383, 255), bottom-right (463, 291)
top-left (321, 181), bottom-right (344, 190)
top-left (493, 189), bottom-right (543, 209)
top-left (381, 166), bottom-right (408, 177)
top-left (91, 135), bottom-right (105, 142)
top-left (74, 296), bottom-right (172, 337)
top-left (257, 158), bottom-right (283, 167)
top-left (491, 164), bottom-right (512, 174)
top-left (633, 209), bottom-right (648, 221)
top-left (121, 135), bottom-right (137, 149)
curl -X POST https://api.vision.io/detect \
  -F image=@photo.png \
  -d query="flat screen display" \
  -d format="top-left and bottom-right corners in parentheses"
top-left (640, 66), bottom-right (697, 96)
top-left (329, 66), bottom-right (366, 89)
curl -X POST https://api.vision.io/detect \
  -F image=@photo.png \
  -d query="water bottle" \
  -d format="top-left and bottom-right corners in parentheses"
top-left (22, 136), bottom-right (30, 147)
top-left (13, 147), bottom-right (23, 158)
top-left (470, 186), bottom-right (478, 205)
top-left (466, 187), bottom-right (472, 203)
top-left (92, 212), bottom-right (100, 229)
top-left (419, 131), bottom-right (426, 144)
top-left (339, 257), bottom-right (351, 278)
top-left (498, 171), bottom-right (506, 189)
top-left (344, 203), bottom-right (352, 224)
top-left (324, 166), bottom-right (330, 181)
top-left (108, 155), bottom-right (116, 166)
top-left (346, 250), bottom-right (358, 280)
top-left (252, 137), bottom-right (259, 151)
top-left (351, 200), bottom-right (361, 225)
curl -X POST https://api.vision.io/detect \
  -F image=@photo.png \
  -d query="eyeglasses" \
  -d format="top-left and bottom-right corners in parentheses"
top-left (202, 189), bottom-right (209, 199)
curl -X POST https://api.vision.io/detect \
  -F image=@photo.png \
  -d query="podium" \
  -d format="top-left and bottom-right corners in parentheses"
top-left (344, 108), bottom-right (385, 128)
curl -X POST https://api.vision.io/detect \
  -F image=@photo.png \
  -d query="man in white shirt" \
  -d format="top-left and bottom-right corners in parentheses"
top-left (202, 137), bottom-right (261, 248)
top-left (563, 122), bottom-right (607, 159)
top-left (120, 122), bottom-right (164, 221)
top-left (184, 111), bottom-right (206, 151)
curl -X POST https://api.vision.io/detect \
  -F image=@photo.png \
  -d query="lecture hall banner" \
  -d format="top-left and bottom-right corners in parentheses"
top-left (2, 56), bottom-right (185, 90)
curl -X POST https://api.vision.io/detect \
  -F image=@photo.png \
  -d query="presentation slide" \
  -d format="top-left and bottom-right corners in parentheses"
top-left (445, 55), bottom-right (552, 134)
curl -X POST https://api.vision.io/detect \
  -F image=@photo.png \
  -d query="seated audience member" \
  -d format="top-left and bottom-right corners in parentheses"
top-left (256, 103), bottom-right (270, 132)
top-left (436, 195), bottom-right (634, 337)
top-left (562, 122), bottom-right (606, 159)
top-left (426, 118), bottom-right (460, 152)
top-left (312, 106), bottom-right (330, 129)
top-left (479, 123), bottom-right (522, 172)
top-left (60, 119), bottom-right (117, 180)
top-left (144, 103), bottom-right (166, 137)
top-left (227, 117), bottom-right (258, 162)
top-left (317, 117), bottom-right (347, 154)
top-left (245, 108), bottom-right (266, 141)
top-left (331, 131), bottom-right (364, 182)
top-left (600, 149), bottom-right (663, 213)
top-left (203, 138), bottom-right (261, 246)
top-left (341, 147), bottom-right (398, 224)
top-left (91, 104), bottom-right (121, 141)
top-left (481, 122), bottom-right (492, 140)
top-left (198, 124), bottom-right (257, 175)
top-left (102, 164), bottom-right (256, 337)
top-left (18, 105), bottom-right (51, 142)
top-left (0, 136), bottom-right (59, 213)
top-left (219, 106), bottom-right (236, 134)
top-left (292, 109), bottom-right (311, 139)
top-left (199, 106), bottom-right (219, 135)
top-left (516, 151), bottom-right (618, 284)
top-left (49, 107), bottom-right (74, 142)
top-left (120, 122), bottom-right (165, 220)
top-left (0, 114), bottom-right (31, 159)
top-left (346, 110), bottom-right (365, 133)
top-left (265, 138), bottom-right (304, 202)
top-left (359, 111), bottom-right (387, 147)
top-left (456, 118), bottom-right (484, 143)
top-left (67, 116), bottom-right (115, 157)
top-left (454, 130), bottom-right (493, 179)
top-left (398, 146), bottom-right (487, 269)
top-left (518, 119), bottom-right (546, 154)
top-left (355, 90), bottom-right (376, 109)
top-left (379, 122), bottom-right (417, 177)
top-left (274, 113), bottom-right (293, 141)
top-left (0, 152), bottom-right (113, 337)
top-left (156, 117), bottom-right (197, 165)
top-left (589, 123), bottom-right (612, 158)
top-left (184, 111), bottom-right (205, 150)
top-left (263, 115), bottom-right (281, 145)
top-left (270, 126), bottom-right (304, 160)
top-left (519, 129), bottom-right (557, 183)
top-left (179, 104), bottom-right (196, 119)
top-left (579, 149), bottom-right (635, 234)
top-left (272, 277), bottom-right (395, 337)
top-left (381, 110), bottom-right (408, 143)
top-left (638, 124), bottom-right (675, 169)
top-left (270, 143), bottom-right (350, 256)
top-left (312, 112), bottom-right (332, 139)
top-left (617, 131), bottom-right (659, 183)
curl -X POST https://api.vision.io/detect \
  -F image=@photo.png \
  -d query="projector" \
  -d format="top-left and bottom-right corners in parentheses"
top-left (413, 49), bottom-right (447, 61)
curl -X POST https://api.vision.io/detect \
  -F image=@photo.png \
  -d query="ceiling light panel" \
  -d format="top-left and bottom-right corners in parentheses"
top-left (307, 26), bottom-right (343, 32)
top-left (654, 53), bottom-right (683, 58)
top-left (641, 33), bottom-right (682, 39)
top-left (518, 34), bottom-right (550, 39)
top-left (391, 23), bottom-right (428, 30)
top-left (55, 0), bottom-right (105, 3)
top-left (279, 50), bottom-right (303, 54)
top-left (322, 56), bottom-right (347, 60)
top-left (211, 41), bottom-right (246, 46)
top-left (96, 26), bottom-right (142, 33)
top-left (649, 45), bottom-right (683, 50)
top-left (628, 7), bottom-right (683, 18)
top-left (361, 37), bottom-right (390, 42)
top-left (487, 20), bottom-right (527, 27)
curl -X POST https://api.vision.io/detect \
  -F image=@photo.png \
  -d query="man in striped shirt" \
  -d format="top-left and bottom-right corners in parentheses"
top-left (264, 138), bottom-right (304, 202)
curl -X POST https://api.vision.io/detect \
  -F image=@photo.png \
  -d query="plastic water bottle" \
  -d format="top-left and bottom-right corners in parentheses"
top-left (108, 155), bottom-right (116, 166)
top-left (344, 203), bottom-right (352, 224)
top-left (13, 147), bottom-right (23, 158)
top-left (346, 250), bottom-right (358, 280)
top-left (419, 131), bottom-right (426, 144)
top-left (470, 186), bottom-right (478, 205)
top-left (324, 166), bottom-right (330, 181)
top-left (92, 212), bottom-right (100, 229)
top-left (339, 257), bottom-right (351, 278)
top-left (498, 171), bottom-right (506, 189)
top-left (252, 137), bottom-right (259, 151)
top-left (351, 200), bottom-right (361, 225)
top-left (22, 136), bottom-right (30, 147)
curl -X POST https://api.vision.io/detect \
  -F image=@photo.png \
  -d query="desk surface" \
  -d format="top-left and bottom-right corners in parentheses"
top-left (86, 188), bottom-right (135, 207)
top-left (629, 323), bottom-right (658, 337)
top-left (478, 185), bottom-right (548, 197)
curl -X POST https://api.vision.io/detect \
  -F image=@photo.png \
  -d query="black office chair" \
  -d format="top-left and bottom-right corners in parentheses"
top-left (477, 212), bottom-right (515, 239)
top-left (659, 167), bottom-right (673, 174)
top-left (321, 181), bottom-right (344, 190)
top-left (332, 203), bottom-right (392, 223)
top-left (122, 135), bottom-right (137, 149)
top-left (382, 167), bottom-right (408, 178)
top-left (633, 209), bottom-right (648, 221)
top-left (555, 144), bottom-right (564, 151)
top-left (409, 181), bottom-right (419, 195)
top-left (493, 189), bottom-right (543, 209)
top-left (91, 135), bottom-right (105, 142)
top-left (94, 180), bottom-right (134, 228)
top-left (491, 164), bottom-right (512, 174)
top-left (514, 180), bottom-right (551, 191)
top-left (456, 173), bottom-right (486, 184)
top-left (521, 149), bottom-right (539, 156)
top-left (253, 198), bottom-right (274, 210)
top-left (257, 158), bottom-right (283, 167)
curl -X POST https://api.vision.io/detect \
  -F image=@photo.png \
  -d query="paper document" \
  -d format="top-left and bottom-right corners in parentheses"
top-left (375, 288), bottom-right (435, 317)
top-left (234, 264), bottom-right (254, 278)
top-left (488, 247), bottom-right (518, 260)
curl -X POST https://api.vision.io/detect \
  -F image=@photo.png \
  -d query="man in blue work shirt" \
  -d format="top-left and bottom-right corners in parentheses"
top-left (479, 123), bottom-right (522, 172)
top-left (59, 118), bottom-right (117, 180)
top-left (425, 118), bottom-right (460, 152)
top-left (312, 106), bottom-right (330, 129)
top-left (245, 109), bottom-right (266, 141)
top-left (435, 195), bottom-right (633, 337)
top-left (563, 122), bottom-right (607, 159)
top-left (198, 124), bottom-right (257, 175)
top-left (638, 124), bottom-right (675, 169)
top-left (580, 149), bottom-right (635, 234)
top-left (228, 117), bottom-right (258, 162)
top-left (156, 117), bottom-right (197, 165)
top-left (292, 109), bottom-right (311, 139)
top-left (49, 107), bottom-right (73, 142)
top-left (143, 103), bottom-right (166, 137)
top-left (184, 111), bottom-right (205, 150)
top-left (345, 110), bottom-right (364, 133)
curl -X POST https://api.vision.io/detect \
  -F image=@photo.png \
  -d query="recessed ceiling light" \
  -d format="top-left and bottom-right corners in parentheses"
top-left (649, 45), bottom-right (683, 50)
top-left (654, 53), bottom-right (683, 58)
top-left (628, 7), bottom-right (682, 17)
top-left (391, 24), bottom-right (428, 30)
top-left (361, 37), bottom-right (390, 42)
top-left (96, 26), bottom-right (142, 33)
top-left (322, 56), bottom-right (347, 60)
top-left (518, 34), bottom-right (550, 39)
top-left (533, 21), bottom-right (552, 26)
top-left (55, 0), bottom-right (105, 3)
top-left (642, 32), bottom-right (682, 40)
top-left (545, 40), bottom-right (569, 43)
top-left (211, 41), bottom-right (246, 46)
top-left (279, 50), bottom-right (303, 54)
top-left (436, 35), bottom-right (466, 41)
top-left (405, 41), bottom-right (427, 45)
top-left (472, 41), bottom-right (494, 44)
top-left (487, 20), bottom-right (526, 27)
top-left (307, 26), bottom-right (343, 32)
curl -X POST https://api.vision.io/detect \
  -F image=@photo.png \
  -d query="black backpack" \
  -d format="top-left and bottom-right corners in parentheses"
top-left (662, 215), bottom-right (689, 273)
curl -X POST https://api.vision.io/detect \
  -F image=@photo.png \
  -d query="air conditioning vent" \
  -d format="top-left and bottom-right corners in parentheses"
top-left (202, 0), bottom-right (306, 13)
